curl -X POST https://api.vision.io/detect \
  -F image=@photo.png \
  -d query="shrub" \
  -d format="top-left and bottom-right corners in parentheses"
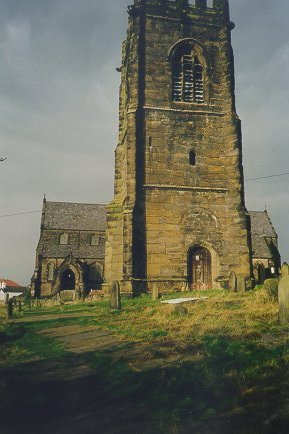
top-left (263, 278), bottom-right (279, 302)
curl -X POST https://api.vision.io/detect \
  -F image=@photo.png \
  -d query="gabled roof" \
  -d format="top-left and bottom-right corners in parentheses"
top-left (249, 211), bottom-right (278, 259)
top-left (250, 235), bottom-right (273, 259)
top-left (249, 211), bottom-right (277, 238)
top-left (42, 200), bottom-right (107, 231)
top-left (0, 279), bottom-right (22, 288)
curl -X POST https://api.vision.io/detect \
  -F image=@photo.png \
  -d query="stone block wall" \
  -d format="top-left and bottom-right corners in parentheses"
top-left (105, 0), bottom-right (252, 293)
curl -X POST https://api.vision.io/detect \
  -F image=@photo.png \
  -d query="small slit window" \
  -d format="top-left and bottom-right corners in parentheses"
top-left (189, 150), bottom-right (196, 166)
top-left (172, 43), bottom-right (204, 103)
top-left (59, 233), bottom-right (69, 245)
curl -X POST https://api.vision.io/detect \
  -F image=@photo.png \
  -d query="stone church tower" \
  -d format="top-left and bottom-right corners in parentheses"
top-left (105, 0), bottom-right (252, 293)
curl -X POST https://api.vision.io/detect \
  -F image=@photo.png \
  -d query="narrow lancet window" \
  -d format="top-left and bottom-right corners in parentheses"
top-left (189, 150), bottom-right (196, 166)
top-left (172, 44), bottom-right (204, 103)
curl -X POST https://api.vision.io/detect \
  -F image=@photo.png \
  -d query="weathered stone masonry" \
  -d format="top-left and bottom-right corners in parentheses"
top-left (31, 200), bottom-right (106, 297)
top-left (105, 0), bottom-right (253, 293)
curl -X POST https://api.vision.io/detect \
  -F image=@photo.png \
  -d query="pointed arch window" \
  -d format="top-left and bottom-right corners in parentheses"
top-left (59, 233), bottom-right (69, 245)
top-left (172, 44), bottom-right (204, 103)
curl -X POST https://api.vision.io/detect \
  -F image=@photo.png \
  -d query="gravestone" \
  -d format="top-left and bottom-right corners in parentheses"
top-left (61, 290), bottom-right (75, 302)
top-left (110, 281), bottom-right (121, 310)
top-left (229, 272), bottom-right (237, 292)
top-left (6, 298), bottom-right (13, 320)
top-left (281, 263), bottom-right (289, 277)
top-left (152, 283), bottom-right (159, 301)
top-left (236, 275), bottom-right (246, 292)
top-left (278, 276), bottom-right (289, 324)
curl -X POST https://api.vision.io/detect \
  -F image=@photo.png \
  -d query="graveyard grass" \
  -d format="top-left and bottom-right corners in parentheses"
top-left (1, 287), bottom-right (289, 433)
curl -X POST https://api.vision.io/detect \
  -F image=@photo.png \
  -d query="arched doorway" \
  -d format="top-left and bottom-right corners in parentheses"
top-left (60, 269), bottom-right (76, 291)
top-left (188, 246), bottom-right (212, 290)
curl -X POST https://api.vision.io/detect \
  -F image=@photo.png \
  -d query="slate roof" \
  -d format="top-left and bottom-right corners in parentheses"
top-left (42, 201), bottom-right (107, 231)
top-left (249, 211), bottom-right (277, 238)
top-left (37, 200), bottom-right (107, 260)
top-left (249, 211), bottom-right (278, 259)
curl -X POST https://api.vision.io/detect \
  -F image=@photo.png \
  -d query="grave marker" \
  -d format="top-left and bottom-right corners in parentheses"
top-left (278, 276), bottom-right (289, 324)
top-left (110, 281), bottom-right (121, 310)
top-left (229, 272), bottom-right (237, 292)
top-left (152, 283), bottom-right (159, 301)
top-left (236, 275), bottom-right (246, 292)
top-left (281, 263), bottom-right (289, 277)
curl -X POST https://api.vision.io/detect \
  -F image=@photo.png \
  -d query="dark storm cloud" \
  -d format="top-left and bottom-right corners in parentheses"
top-left (0, 0), bottom-right (289, 284)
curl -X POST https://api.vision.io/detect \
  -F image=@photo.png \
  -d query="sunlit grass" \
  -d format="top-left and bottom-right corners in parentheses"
top-left (1, 288), bottom-right (289, 433)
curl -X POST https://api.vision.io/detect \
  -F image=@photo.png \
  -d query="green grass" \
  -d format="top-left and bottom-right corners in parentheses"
top-left (0, 322), bottom-right (67, 367)
top-left (1, 289), bottom-right (289, 433)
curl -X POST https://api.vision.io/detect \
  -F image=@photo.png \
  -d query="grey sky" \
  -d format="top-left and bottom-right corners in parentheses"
top-left (0, 0), bottom-right (289, 285)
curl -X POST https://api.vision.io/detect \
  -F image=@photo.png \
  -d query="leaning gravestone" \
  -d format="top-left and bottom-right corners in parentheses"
top-left (278, 276), bottom-right (289, 324)
top-left (281, 263), bottom-right (289, 277)
top-left (229, 272), bottom-right (237, 292)
top-left (110, 281), bottom-right (121, 310)
top-left (236, 275), bottom-right (246, 292)
top-left (152, 283), bottom-right (159, 301)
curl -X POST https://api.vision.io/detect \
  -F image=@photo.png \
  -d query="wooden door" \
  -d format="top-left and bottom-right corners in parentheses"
top-left (189, 247), bottom-right (212, 290)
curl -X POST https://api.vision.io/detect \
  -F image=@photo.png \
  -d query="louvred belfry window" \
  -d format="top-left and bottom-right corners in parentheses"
top-left (172, 44), bottom-right (204, 103)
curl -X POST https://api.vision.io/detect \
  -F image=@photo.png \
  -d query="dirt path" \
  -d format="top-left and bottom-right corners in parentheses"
top-left (18, 311), bottom-right (95, 322)
top-left (39, 325), bottom-right (125, 354)
top-left (1, 314), bottom-right (152, 434)
top-left (3, 313), bottom-right (285, 434)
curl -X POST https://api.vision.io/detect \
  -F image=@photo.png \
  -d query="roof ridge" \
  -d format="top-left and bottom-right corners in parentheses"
top-left (248, 210), bottom-right (266, 214)
top-left (46, 201), bottom-right (106, 206)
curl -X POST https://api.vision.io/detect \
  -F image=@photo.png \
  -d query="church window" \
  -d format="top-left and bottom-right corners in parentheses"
top-left (90, 234), bottom-right (98, 246)
top-left (172, 44), bottom-right (204, 103)
top-left (47, 263), bottom-right (55, 281)
top-left (189, 150), bottom-right (196, 166)
top-left (59, 233), bottom-right (69, 245)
